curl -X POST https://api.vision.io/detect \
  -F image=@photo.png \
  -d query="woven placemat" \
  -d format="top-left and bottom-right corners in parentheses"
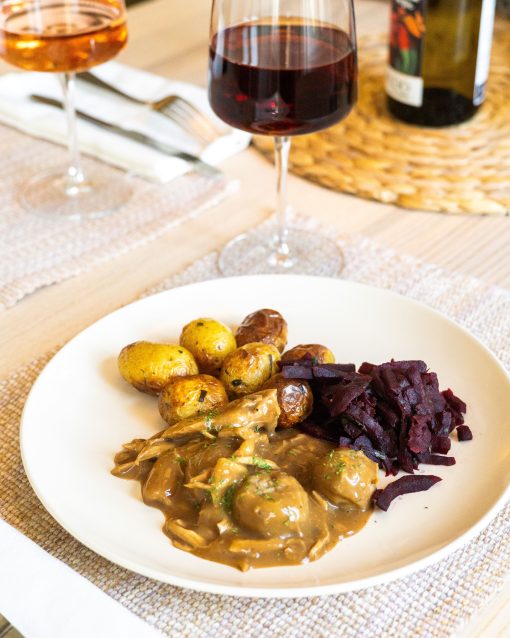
top-left (0, 124), bottom-right (232, 312)
top-left (1, 216), bottom-right (510, 638)
top-left (253, 24), bottom-right (510, 216)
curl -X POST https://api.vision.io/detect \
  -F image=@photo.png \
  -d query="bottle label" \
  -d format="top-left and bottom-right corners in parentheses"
top-left (474, 0), bottom-right (496, 106)
top-left (386, 0), bottom-right (426, 107)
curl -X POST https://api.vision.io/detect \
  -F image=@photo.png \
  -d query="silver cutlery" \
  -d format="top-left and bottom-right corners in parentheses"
top-left (30, 94), bottom-right (222, 179)
top-left (78, 71), bottom-right (222, 146)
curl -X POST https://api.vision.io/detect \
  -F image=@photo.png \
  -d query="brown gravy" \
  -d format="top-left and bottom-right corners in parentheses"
top-left (113, 418), bottom-right (378, 571)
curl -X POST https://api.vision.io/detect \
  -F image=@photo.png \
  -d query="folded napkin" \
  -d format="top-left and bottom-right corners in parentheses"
top-left (0, 62), bottom-right (251, 182)
top-left (0, 519), bottom-right (160, 638)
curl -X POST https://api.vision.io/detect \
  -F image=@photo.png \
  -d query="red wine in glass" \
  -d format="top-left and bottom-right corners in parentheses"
top-left (208, 1), bottom-right (358, 277)
top-left (209, 22), bottom-right (357, 136)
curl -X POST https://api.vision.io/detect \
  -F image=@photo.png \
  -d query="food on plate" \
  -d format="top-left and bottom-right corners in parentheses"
top-left (113, 308), bottom-right (471, 569)
top-left (233, 473), bottom-right (310, 538)
top-left (262, 373), bottom-right (313, 428)
top-left (219, 342), bottom-right (281, 398)
top-left (312, 449), bottom-right (378, 509)
top-left (281, 343), bottom-right (335, 365)
top-left (235, 308), bottom-right (288, 353)
top-left (118, 341), bottom-right (198, 395)
top-left (456, 425), bottom-right (473, 441)
top-left (113, 389), bottom-right (379, 571)
top-left (141, 390), bottom-right (280, 450)
top-left (180, 318), bottom-right (237, 375)
top-left (158, 374), bottom-right (229, 425)
top-left (285, 358), bottom-right (467, 482)
top-left (373, 475), bottom-right (442, 512)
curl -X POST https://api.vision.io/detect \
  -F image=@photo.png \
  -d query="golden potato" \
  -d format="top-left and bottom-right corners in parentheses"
top-left (281, 344), bottom-right (335, 364)
top-left (118, 341), bottom-right (198, 395)
top-left (158, 374), bottom-right (228, 425)
top-left (262, 373), bottom-right (313, 429)
top-left (180, 318), bottom-right (237, 375)
top-left (220, 342), bottom-right (280, 398)
top-left (235, 309), bottom-right (288, 353)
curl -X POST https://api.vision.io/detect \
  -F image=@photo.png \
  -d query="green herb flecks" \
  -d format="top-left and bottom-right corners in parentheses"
top-left (220, 484), bottom-right (238, 513)
top-left (334, 461), bottom-right (346, 476)
top-left (205, 408), bottom-right (220, 433)
top-left (251, 457), bottom-right (273, 471)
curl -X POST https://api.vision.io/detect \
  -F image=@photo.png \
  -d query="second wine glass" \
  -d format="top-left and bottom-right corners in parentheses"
top-left (208, 0), bottom-right (357, 276)
top-left (0, 0), bottom-right (130, 219)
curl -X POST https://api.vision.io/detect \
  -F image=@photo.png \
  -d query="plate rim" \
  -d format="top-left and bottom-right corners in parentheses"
top-left (19, 274), bottom-right (510, 598)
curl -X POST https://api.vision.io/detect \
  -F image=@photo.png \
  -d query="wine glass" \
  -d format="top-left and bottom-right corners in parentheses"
top-left (0, 0), bottom-right (131, 218)
top-left (208, 0), bottom-right (357, 276)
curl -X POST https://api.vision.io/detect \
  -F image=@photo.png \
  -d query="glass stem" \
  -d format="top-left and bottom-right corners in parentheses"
top-left (59, 72), bottom-right (86, 193)
top-left (274, 135), bottom-right (291, 263)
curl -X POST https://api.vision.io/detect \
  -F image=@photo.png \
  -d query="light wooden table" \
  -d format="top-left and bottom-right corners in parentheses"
top-left (0, 0), bottom-right (509, 636)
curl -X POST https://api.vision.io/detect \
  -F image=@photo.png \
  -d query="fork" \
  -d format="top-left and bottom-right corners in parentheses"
top-left (78, 71), bottom-right (222, 147)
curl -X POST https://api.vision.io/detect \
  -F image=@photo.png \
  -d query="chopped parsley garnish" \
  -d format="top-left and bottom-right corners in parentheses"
top-left (220, 484), bottom-right (238, 513)
top-left (205, 409), bottom-right (219, 431)
top-left (334, 461), bottom-right (346, 475)
top-left (251, 457), bottom-right (273, 471)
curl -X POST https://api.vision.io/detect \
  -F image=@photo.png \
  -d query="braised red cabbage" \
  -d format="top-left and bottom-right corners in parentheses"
top-left (373, 475), bottom-right (443, 511)
top-left (281, 358), bottom-right (469, 486)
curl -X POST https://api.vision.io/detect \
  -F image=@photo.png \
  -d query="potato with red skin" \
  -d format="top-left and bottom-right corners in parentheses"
top-left (281, 344), bottom-right (335, 364)
top-left (235, 309), bottom-right (288, 353)
top-left (158, 374), bottom-right (228, 425)
top-left (262, 373), bottom-right (313, 429)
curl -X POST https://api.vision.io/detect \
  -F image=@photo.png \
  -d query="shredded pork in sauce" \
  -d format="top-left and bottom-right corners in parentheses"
top-left (112, 389), bottom-right (378, 571)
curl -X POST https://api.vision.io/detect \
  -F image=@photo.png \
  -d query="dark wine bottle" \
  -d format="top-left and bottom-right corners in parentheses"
top-left (386, 0), bottom-right (496, 126)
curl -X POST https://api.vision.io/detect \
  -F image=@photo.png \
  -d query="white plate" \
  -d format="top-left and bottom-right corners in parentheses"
top-left (20, 276), bottom-right (510, 598)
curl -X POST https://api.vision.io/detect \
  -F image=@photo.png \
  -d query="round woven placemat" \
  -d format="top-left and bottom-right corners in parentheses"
top-left (253, 24), bottom-right (510, 215)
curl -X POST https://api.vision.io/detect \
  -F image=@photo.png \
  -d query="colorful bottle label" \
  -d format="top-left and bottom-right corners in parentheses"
top-left (474, 0), bottom-right (496, 105)
top-left (386, 0), bottom-right (426, 107)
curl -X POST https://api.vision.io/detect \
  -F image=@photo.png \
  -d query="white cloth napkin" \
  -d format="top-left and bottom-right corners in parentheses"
top-left (0, 518), bottom-right (161, 638)
top-left (0, 62), bottom-right (251, 183)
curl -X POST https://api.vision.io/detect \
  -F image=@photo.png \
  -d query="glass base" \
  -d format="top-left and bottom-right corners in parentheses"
top-left (20, 162), bottom-right (133, 220)
top-left (218, 226), bottom-right (344, 277)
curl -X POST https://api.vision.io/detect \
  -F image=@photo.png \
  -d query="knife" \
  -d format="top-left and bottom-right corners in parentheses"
top-left (30, 94), bottom-right (221, 179)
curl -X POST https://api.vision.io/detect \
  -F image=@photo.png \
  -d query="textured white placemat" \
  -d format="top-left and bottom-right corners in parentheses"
top-left (0, 124), bottom-right (232, 312)
top-left (1, 223), bottom-right (509, 638)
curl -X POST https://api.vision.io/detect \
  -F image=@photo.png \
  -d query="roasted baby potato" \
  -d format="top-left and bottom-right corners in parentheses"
top-left (220, 342), bottom-right (280, 398)
top-left (281, 343), bottom-right (335, 364)
top-left (180, 318), bottom-right (237, 375)
top-left (235, 309), bottom-right (288, 353)
top-left (118, 341), bottom-right (198, 395)
top-left (313, 449), bottom-right (378, 510)
top-left (158, 374), bottom-right (228, 425)
top-left (262, 373), bottom-right (313, 429)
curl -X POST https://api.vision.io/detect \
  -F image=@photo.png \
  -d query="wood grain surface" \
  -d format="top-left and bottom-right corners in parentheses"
top-left (0, 1), bottom-right (509, 636)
